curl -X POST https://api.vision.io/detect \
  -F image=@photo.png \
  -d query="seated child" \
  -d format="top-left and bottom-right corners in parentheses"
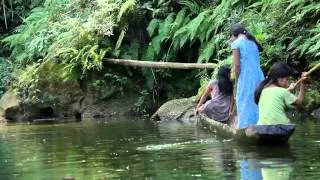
top-left (254, 63), bottom-right (307, 125)
top-left (195, 66), bottom-right (234, 122)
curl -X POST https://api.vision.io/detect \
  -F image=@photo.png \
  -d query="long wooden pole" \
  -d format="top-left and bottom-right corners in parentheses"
top-left (103, 58), bottom-right (217, 69)
top-left (294, 62), bottom-right (320, 88)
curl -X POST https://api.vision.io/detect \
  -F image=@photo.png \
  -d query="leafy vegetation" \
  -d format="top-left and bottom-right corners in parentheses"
top-left (0, 0), bottom-right (43, 31)
top-left (0, 58), bottom-right (12, 95)
top-left (143, 0), bottom-right (320, 69)
top-left (2, 0), bottom-right (139, 102)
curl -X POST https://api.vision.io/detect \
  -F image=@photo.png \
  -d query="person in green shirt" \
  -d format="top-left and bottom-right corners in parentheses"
top-left (254, 63), bottom-right (307, 125)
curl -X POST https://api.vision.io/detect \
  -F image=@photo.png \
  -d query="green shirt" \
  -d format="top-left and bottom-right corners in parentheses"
top-left (257, 87), bottom-right (297, 125)
top-left (261, 165), bottom-right (293, 180)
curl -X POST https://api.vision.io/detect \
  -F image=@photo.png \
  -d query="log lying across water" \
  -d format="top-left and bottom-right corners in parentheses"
top-left (103, 58), bottom-right (216, 69)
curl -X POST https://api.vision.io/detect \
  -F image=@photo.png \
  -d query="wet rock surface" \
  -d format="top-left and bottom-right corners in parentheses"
top-left (151, 97), bottom-right (197, 122)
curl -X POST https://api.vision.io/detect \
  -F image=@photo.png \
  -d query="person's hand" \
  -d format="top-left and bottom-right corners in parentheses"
top-left (229, 109), bottom-right (233, 118)
top-left (195, 104), bottom-right (201, 114)
top-left (287, 83), bottom-right (296, 91)
top-left (301, 72), bottom-right (308, 83)
top-left (229, 104), bottom-right (236, 117)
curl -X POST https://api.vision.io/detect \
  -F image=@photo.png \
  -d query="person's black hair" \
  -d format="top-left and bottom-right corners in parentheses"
top-left (231, 23), bottom-right (263, 52)
top-left (254, 63), bottom-right (291, 104)
top-left (217, 66), bottom-right (233, 95)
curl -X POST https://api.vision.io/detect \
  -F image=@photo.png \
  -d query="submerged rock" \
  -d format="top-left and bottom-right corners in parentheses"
top-left (151, 97), bottom-right (197, 122)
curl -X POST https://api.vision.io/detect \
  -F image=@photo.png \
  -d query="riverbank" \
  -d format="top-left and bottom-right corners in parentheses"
top-left (0, 66), bottom-right (319, 123)
top-left (0, 85), bottom-right (319, 123)
top-left (0, 87), bottom-right (141, 123)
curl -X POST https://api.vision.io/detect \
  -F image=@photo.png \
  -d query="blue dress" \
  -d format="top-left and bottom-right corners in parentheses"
top-left (231, 37), bottom-right (264, 129)
top-left (240, 160), bottom-right (263, 180)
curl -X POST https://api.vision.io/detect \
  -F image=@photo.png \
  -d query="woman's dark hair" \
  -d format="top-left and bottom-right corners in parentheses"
top-left (254, 63), bottom-right (291, 104)
top-left (217, 66), bottom-right (233, 95)
top-left (231, 23), bottom-right (263, 52)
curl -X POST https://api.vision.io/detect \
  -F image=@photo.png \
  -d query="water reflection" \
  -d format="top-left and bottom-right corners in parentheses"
top-left (238, 146), bottom-right (295, 180)
top-left (213, 145), bottom-right (238, 179)
top-left (240, 158), bottom-right (293, 180)
top-left (155, 120), bottom-right (297, 180)
top-left (0, 118), bottom-right (319, 179)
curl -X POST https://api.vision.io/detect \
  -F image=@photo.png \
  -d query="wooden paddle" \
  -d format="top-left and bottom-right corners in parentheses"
top-left (293, 62), bottom-right (320, 88)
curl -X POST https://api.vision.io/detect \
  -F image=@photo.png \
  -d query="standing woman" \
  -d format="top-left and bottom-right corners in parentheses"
top-left (231, 23), bottom-right (264, 129)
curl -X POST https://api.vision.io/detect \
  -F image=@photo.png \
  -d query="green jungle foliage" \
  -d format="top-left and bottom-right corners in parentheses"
top-left (0, 0), bottom-right (43, 97)
top-left (0, 57), bottom-right (12, 95)
top-left (0, 0), bottom-right (43, 31)
top-left (1, 0), bottom-right (320, 112)
top-left (144, 0), bottom-right (320, 68)
top-left (2, 0), bottom-right (139, 101)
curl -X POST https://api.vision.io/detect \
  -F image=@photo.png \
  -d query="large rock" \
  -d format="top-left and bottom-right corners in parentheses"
top-left (0, 89), bottom-right (83, 121)
top-left (0, 116), bottom-right (7, 123)
top-left (0, 60), bottom-right (122, 122)
top-left (0, 81), bottom-right (134, 122)
top-left (81, 90), bottom-right (137, 119)
top-left (0, 90), bottom-right (19, 111)
top-left (311, 108), bottom-right (320, 120)
top-left (0, 61), bottom-right (86, 121)
top-left (0, 90), bottom-right (25, 121)
top-left (151, 97), bottom-right (197, 122)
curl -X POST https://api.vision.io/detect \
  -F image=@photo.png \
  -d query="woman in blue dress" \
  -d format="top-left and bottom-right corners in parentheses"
top-left (231, 23), bottom-right (264, 129)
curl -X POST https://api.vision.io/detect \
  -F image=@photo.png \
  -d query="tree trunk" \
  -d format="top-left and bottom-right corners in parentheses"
top-left (103, 58), bottom-right (216, 69)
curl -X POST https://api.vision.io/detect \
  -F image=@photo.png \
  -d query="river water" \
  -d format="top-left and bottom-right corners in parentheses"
top-left (0, 117), bottom-right (319, 179)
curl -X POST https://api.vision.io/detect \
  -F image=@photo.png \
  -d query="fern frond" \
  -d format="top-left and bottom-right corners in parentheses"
top-left (287, 36), bottom-right (303, 50)
top-left (150, 35), bottom-right (162, 55)
top-left (114, 26), bottom-right (128, 57)
top-left (158, 13), bottom-right (175, 40)
top-left (197, 38), bottom-right (215, 63)
top-left (147, 19), bottom-right (162, 37)
top-left (285, 0), bottom-right (305, 14)
top-left (178, 0), bottom-right (200, 14)
top-left (169, 8), bottom-right (187, 35)
top-left (117, 0), bottom-right (136, 22)
top-left (187, 11), bottom-right (208, 41)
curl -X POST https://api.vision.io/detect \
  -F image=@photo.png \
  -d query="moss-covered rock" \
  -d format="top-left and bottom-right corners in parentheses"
top-left (0, 60), bottom-right (136, 121)
top-left (151, 97), bottom-right (197, 122)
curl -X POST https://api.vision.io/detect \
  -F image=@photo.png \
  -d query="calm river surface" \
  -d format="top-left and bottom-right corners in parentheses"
top-left (0, 117), bottom-right (319, 179)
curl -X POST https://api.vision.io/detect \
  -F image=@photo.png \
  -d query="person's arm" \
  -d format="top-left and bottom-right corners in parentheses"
top-left (293, 82), bottom-right (305, 106)
top-left (287, 83), bottom-right (295, 92)
top-left (293, 72), bottom-right (307, 106)
top-left (195, 84), bottom-right (212, 114)
top-left (232, 49), bottom-right (240, 83)
top-left (229, 93), bottom-right (235, 116)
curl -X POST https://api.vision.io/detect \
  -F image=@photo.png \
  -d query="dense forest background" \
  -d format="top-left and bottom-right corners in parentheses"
top-left (1, 0), bottom-right (319, 114)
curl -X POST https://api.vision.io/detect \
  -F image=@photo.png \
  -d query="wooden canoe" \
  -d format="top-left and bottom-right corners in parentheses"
top-left (198, 114), bottom-right (295, 145)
